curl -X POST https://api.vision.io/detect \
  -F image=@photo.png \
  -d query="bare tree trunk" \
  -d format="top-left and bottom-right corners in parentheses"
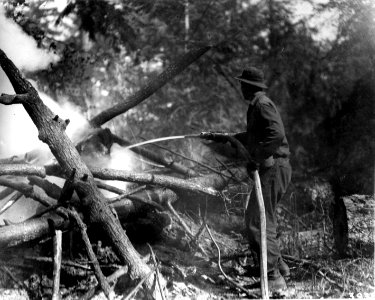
top-left (0, 49), bottom-right (157, 292)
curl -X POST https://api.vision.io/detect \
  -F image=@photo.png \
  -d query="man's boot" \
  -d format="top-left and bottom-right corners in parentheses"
top-left (278, 257), bottom-right (290, 277)
top-left (247, 269), bottom-right (287, 291)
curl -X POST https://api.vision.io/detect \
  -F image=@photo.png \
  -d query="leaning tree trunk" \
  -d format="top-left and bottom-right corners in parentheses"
top-left (89, 46), bottom-right (211, 127)
top-left (0, 49), bottom-right (158, 293)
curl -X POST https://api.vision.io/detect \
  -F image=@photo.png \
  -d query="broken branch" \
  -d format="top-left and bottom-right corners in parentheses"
top-left (147, 244), bottom-right (166, 300)
top-left (0, 214), bottom-right (69, 248)
top-left (0, 164), bottom-right (46, 177)
top-left (90, 167), bottom-right (220, 197)
top-left (67, 208), bottom-right (112, 299)
top-left (81, 266), bottom-right (128, 300)
top-left (122, 266), bottom-right (157, 300)
top-left (206, 224), bottom-right (257, 298)
top-left (52, 229), bottom-right (63, 300)
top-left (0, 177), bottom-right (57, 207)
top-left (0, 192), bottom-right (23, 216)
top-left (0, 93), bottom-right (30, 104)
top-left (150, 141), bottom-right (244, 183)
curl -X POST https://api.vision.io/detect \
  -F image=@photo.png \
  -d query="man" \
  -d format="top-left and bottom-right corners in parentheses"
top-left (233, 67), bottom-right (292, 290)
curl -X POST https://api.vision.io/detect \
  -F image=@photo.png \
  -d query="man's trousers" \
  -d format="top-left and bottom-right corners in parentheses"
top-left (245, 157), bottom-right (292, 271)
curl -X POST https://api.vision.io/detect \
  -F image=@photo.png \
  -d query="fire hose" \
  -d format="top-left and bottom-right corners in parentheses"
top-left (125, 132), bottom-right (269, 299)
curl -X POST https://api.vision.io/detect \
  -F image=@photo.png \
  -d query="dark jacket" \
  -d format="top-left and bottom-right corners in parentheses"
top-left (235, 91), bottom-right (290, 161)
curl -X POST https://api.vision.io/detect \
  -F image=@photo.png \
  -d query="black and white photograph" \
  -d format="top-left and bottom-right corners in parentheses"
top-left (0, 0), bottom-right (374, 299)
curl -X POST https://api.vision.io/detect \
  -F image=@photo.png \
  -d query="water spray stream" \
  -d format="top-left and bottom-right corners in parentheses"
top-left (124, 134), bottom-right (200, 150)
top-left (124, 132), bottom-right (237, 150)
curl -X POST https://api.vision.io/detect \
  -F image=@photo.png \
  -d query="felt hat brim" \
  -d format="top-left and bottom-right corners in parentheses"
top-left (234, 76), bottom-right (268, 89)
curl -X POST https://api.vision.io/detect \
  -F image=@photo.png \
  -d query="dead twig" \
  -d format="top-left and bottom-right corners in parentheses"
top-left (167, 199), bottom-right (208, 257)
top-left (0, 187), bottom-right (15, 200)
top-left (67, 208), bottom-right (112, 300)
top-left (317, 269), bottom-right (343, 289)
top-left (215, 157), bottom-right (248, 185)
top-left (23, 256), bottom-right (92, 270)
top-left (81, 266), bottom-right (128, 300)
top-left (0, 191), bottom-right (23, 216)
top-left (205, 224), bottom-right (257, 298)
top-left (95, 180), bottom-right (125, 195)
top-left (0, 266), bottom-right (29, 290)
top-left (52, 229), bottom-right (62, 300)
top-left (99, 182), bottom-right (164, 210)
top-left (147, 244), bottom-right (166, 300)
top-left (0, 177), bottom-right (56, 208)
top-left (283, 255), bottom-right (372, 289)
top-left (167, 199), bottom-right (193, 238)
top-left (192, 220), bottom-right (207, 245)
top-left (150, 141), bottom-right (246, 184)
top-left (108, 185), bottom-right (147, 204)
top-left (122, 266), bottom-right (157, 300)
top-left (26, 203), bottom-right (67, 221)
top-left (0, 163), bottom-right (46, 177)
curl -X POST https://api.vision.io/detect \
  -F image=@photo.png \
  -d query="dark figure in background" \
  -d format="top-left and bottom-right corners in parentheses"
top-left (234, 67), bottom-right (292, 291)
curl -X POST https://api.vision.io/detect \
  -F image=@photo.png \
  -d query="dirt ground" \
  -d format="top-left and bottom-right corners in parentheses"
top-left (0, 194), bottom-right (374, 299)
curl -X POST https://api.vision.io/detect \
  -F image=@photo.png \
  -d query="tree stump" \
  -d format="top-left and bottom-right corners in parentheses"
top-left (338, 195), bottom-right (375, 257)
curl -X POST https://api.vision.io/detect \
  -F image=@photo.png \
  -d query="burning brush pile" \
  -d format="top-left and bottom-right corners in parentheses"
top-left (0, 43), bottom-right (255, 298)
top-left (0, 122), bottom-right (256, 299)
top-left (0, 120), bottom-right (256, 299)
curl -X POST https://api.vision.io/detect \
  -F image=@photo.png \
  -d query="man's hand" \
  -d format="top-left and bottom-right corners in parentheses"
top-left (200, 131), bottom-right (229, 143)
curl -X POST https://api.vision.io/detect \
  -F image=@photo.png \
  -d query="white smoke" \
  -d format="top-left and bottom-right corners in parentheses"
top-left (0, 79), bottom-right (89, 159)
top-left (0, 5), bottom-right (59, 71)
top-left (0, 4), bottom-right (61, 158)
top-left (0, 4), bottom-right (61, 223)
top-left (0, 4), bottom-right (142, 223)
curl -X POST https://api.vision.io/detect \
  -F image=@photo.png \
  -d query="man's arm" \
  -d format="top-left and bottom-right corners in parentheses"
top-left (254, 102), bottom-right (285, 160)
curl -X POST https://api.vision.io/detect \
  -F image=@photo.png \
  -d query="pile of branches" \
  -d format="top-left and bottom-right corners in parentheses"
top-left (0, 47), bottom-right (253, 299)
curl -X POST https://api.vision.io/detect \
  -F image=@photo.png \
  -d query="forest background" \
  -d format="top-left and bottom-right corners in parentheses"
top-left (0, 0), bottom-right (374, 203)
top-left (0, 0), bottom-right (374, 299)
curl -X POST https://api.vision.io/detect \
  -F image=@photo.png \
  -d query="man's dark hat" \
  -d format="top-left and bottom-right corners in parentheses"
top-left (234, 67), bottom-right (268, 89)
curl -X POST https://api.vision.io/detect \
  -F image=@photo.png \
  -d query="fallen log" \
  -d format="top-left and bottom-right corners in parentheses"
top-left (0, 214), bottom-right (68, 248)
top-left (0, 164), bottom-right (248, 248)
top-left (90, 167), bottom-right (220, 197)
